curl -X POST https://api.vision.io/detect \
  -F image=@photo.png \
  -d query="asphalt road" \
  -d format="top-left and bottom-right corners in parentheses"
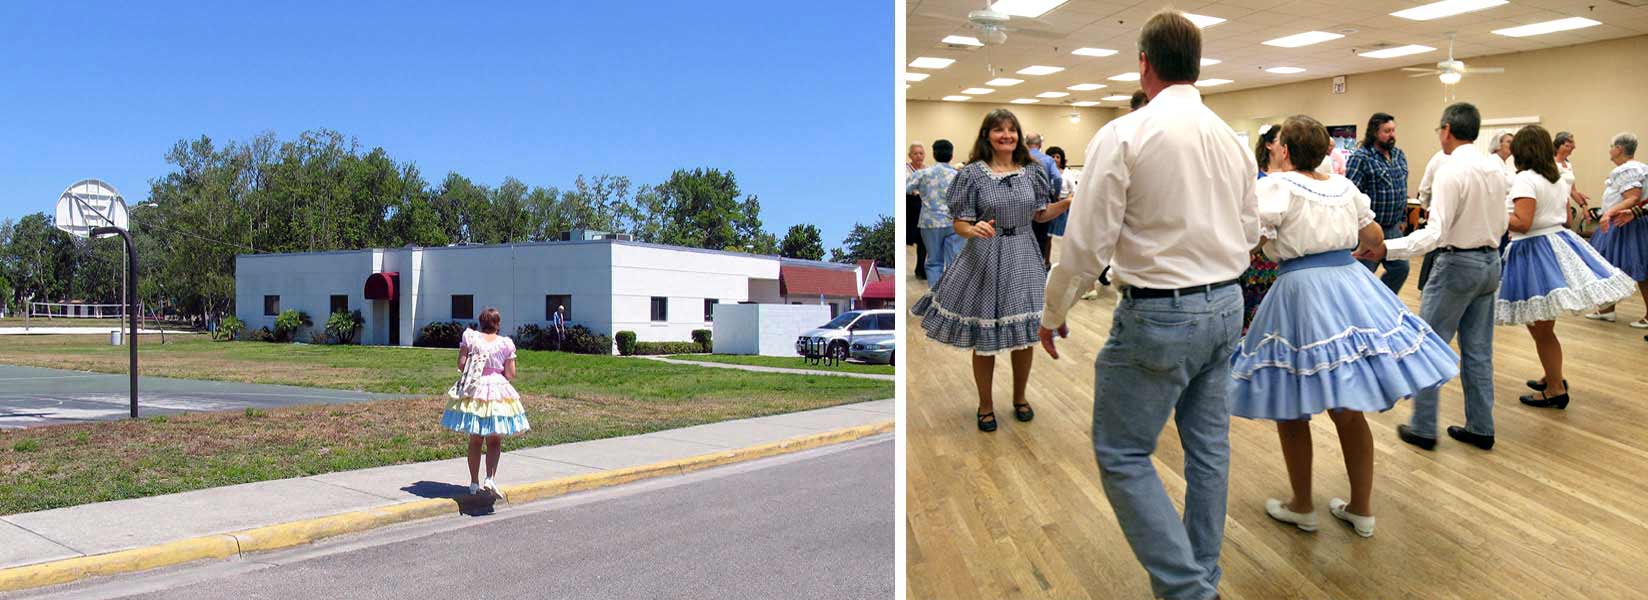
top-left (0, 364), bottom-right (408, 429)
top-left (13, 436), bottom-right (894, 600)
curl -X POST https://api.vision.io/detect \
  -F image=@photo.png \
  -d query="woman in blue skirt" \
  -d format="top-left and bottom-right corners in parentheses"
top-left (1230, 116), bottom-right (1460, 538)
top-left (1585, 133), bottom-right (1648, 325)
top-left (1498, 126), bottom-right (1636, 409)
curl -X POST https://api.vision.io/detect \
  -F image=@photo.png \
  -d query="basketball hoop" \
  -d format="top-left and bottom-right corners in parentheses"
top-left (53, 179), bottom-right (141, 418)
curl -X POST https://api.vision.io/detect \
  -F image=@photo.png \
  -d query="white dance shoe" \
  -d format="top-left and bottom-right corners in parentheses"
top-left (1583, 311), bottom-right (1617, 322)
top-left (1264, 498), bottom-right (1318, 532)
top-left (1329, 498), bottom-right (1376, 538)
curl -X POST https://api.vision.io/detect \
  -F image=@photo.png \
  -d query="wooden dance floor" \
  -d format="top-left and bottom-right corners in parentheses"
top-left (904, 243), bottom-right (1648, 599)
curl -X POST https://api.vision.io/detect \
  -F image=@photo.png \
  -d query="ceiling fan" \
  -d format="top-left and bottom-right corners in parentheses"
top-left (1401, 33), bottom-right (1505, 86)
top-left (916, 1), bottom-right (1064, 47)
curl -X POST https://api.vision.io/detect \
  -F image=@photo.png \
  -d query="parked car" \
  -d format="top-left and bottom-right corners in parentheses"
top-left (850, 333), bottom-right (895, 365)
top-left (796, 309), bottom-right (894, 362)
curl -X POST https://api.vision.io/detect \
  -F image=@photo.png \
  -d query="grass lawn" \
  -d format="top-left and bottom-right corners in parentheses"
top-left (666, 354), bottom-right (894, 376)
top-left (0, 336), bottom-right (891, 515)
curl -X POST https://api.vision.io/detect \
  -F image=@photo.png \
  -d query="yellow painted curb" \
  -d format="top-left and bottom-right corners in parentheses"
top-left (0, 419), bottom-right (892, 593)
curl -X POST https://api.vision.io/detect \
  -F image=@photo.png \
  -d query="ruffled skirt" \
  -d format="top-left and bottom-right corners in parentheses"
top-left (911, 233), bottom-right (1043, 355)
top-left (1589, 217), bottom-right (1648, 281)
top-left (1498, 229), bottom-right (1637, 324)
top-left (441, 373), bottom-right (530, 436)
top-left (1229, 251), bottom-right (1460, 421)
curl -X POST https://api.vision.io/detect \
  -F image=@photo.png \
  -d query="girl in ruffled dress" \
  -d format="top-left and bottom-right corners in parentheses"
top-left (1229, 116), bottom-right (1460, 538)
top-left (442, 307), bottom-right (530, 495)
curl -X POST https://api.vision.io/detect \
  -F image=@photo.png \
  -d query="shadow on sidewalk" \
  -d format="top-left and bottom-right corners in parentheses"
top-left (401, 480), bottom-right (498, 516)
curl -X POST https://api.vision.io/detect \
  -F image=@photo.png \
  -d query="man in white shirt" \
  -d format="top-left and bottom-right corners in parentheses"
top-left (1040, 10), bottom-right (1257, 600)
top-left (1414, 148), bottom-right (1450, 290)
top-left (1359, 102), bottom-right (1507, 452)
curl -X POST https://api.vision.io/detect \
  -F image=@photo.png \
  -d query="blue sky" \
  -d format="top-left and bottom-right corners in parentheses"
top-left (0, 2), bottom-right (892, 249)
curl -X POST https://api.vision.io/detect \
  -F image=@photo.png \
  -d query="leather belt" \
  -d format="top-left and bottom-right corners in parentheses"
top-left (1123, 279), bottom-right (1239, 300)
top-left (1439, 246), bottom-right (1494, 253)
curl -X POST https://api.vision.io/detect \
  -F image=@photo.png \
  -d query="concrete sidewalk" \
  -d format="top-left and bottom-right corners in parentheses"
top-left (0, 399), bottom-right (892, 582)
top-left (639, 355), bottom-right (895, 381)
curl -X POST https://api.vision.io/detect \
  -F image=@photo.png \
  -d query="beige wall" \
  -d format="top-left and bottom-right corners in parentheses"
top-left (1203, 34), bottom-right (1648, 199)
top-left (905, 101), bottom-right (1120, 167)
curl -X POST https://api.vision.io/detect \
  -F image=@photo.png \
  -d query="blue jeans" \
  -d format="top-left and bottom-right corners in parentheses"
top-left (919, 227), bottom-right (963, 286)
top-left (1358, 223), bottom-right (1411, 294)
top-left (1408, 250), bottom-right (1500, 438)
top-left (1093, 285), bottom-right (1242, 600)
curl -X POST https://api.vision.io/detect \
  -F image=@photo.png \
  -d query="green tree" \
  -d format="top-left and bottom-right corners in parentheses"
top-left (830, 215), bottom-right (895, 268)
top-left (633, 169), bottom-right (772, 251)
top-left (1, 214), bottom-right (77, 304)
top-left (779, 224), bottom-right (826, 260)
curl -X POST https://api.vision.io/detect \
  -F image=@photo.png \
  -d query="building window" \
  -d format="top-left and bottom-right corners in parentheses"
top-left (330, 295), bottom-right (349, 316)
top-left (451, 295), bottom-right (474, 320)
top-left (830, 303), bottom-right (840, 318)
top-left (650, 297), bottom-right (668, 322)
top-left (264, 295), bottom-right (280, 316)
top-left (546, 294), bottom-right (572, 321)
top-left (704, 299), bottom-right (718, 322)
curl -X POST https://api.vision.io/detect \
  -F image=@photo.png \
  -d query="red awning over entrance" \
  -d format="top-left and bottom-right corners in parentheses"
top-left (364, 272), bottom-right (398, 300)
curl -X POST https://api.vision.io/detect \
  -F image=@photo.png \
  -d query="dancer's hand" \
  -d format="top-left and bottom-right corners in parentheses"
top-left (970, 220), bottom-right (997, 239)
top-left (1039, 324), bottom-right (1068, 359)
top-left (1608, 207), bottom-right (1636, 228)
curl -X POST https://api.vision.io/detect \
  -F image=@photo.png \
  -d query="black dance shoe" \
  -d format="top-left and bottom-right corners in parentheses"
top-left (1446, 426), bottom-right (1495, 450)
top-left (977, 411), bottom-right (997, 432)
top-left (1396, 425), bottom-right (1436, 451)
top-left (1524, 378), bottom-right (1566, 392)
top-left (1520, 390), bottom-right (1570, 410)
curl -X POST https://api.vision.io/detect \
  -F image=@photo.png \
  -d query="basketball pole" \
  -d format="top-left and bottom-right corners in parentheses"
top-left (92, 226), bottom-right (138, 419)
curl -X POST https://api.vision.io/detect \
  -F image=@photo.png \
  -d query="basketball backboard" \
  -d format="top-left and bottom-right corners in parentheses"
top-left (55, 179), bottom-right (128, 238)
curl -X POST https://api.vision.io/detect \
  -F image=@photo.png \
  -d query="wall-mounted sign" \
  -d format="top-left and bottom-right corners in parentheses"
top-left (1332, 75), bottom-right (1347, 95)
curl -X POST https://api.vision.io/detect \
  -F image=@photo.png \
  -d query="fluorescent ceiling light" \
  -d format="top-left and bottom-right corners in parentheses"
top-left (961, 87), bottom-right (996, 94)
top-left (1017, 65), bottom-right (1065, 76)
top-left (943, 95), bottom-right (972, 101)
top-left (1359, 44), bottom-right (1436, 58)
top-left (1071, 101), bottom-right (1101, 107)
top-left (1072, 47), bottom-right (1118, 57)
top-left (1265, 66), bottom-right (1307, 74)
top-left (1201, 58), bottom-right (1221, 66)
top-left (905, 72), bottom-right (930, 82)
top-left (1492, 17), bottom-right (1602, 37)
top-left (990, 0), bottom-right (1068, 18)
top-left (1263, 31), bottom-right (1344, 48)
top-left (942, 35), bottom-right (984, 46)
top-left (986, 77), bottom-right (1024, 86)
top-left (1102, 94), bottom-right (1132, 101)
top-left (1182, 12), bottom-right (1225, 28)
top-left (1391, 0), bottom-right (1507, 21)
top-left (1108, 72), bottom-right (1140, 81)
top-left (1067, 83), bottom-right (1105, 91)
top-left (1036, 91), bottom-right (1069, 98)
top-left (1196, 79), bottom-right (1233, 87)
top-left (1009, 98), bottom-right (1040, 104)
top-left (909, 57), bottom-right (956, 69)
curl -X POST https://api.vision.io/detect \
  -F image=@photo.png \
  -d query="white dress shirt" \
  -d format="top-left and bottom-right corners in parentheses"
top-left (1416, 149), bottom-right (1449, 209)
top-left (1258, 172), bottom-right (1377, 260)
top-left (1507, 170), bottom-right (1571, 240)
top-left (1385, 144), bottom-right (1510, 259)
top-left (1043, 84), bottom-right (1259, 329)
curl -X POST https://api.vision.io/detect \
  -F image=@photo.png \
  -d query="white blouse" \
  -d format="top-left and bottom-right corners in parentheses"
top-left (1506, 170), bottom-right (1571, 240)
top-left (1060, 167), bottom-right (1081, 199)
top-left (1258, 171), bottom-right (1377, 261)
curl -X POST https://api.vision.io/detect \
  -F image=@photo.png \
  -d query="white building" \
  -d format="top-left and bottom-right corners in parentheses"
top-left (234, 234), bottom-right (881, 350)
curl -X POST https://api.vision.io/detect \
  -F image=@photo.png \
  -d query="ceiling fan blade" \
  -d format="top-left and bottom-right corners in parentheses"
top-left (1399, 67), bottom-right (1436, 71)
top-left (912, 9), bottom-right (970, 26)
top-left (1468, 67), bottom-right (1505, 74)
top-left (1408, 71), bottom-right (1440, 78)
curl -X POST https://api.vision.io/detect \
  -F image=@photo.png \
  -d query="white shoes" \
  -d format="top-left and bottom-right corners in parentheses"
top-left (1584, 311), bottom-right (1617, 322)
top-left (1264, 498), bottom-right (1318, 532)
top-left (1631, 319), bottom-right (1648, 329)
top-left (468, 482), bottom-right (482, 495)
top-left (483, 478), bottom-right (498, 493)
top-left (1329, 498), bottom-right (1376, 538)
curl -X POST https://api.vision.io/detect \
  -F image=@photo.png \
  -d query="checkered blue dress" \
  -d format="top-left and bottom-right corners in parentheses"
top-left (911, 161), bottom-right (1052, 355)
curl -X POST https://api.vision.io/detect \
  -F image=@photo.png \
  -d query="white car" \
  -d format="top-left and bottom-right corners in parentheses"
top-left (850, 334), bottom-right (895, 365)
top-left (796, 309), bottom-right (894, 362)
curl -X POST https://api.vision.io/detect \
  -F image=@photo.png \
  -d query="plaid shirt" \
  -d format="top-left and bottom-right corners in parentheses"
top-left (1344, 145), bottom-right (1410, 227)
top-left (906, 163), bottom-right (959, 229)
